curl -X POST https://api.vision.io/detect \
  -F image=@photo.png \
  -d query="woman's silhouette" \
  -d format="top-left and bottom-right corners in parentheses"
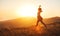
top-left (36, 5), bottom-right (47, 28)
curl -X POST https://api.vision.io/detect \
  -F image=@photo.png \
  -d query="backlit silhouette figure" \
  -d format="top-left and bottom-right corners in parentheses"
top-left (36, 5), bottom-right (47, 28)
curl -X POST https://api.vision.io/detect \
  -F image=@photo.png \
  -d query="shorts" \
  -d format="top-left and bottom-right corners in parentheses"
top-left (37, 15), bottom-right (43, 21)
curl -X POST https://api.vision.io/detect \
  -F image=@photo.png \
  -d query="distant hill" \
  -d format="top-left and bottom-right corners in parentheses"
top-left (0, 17), bottom-right (60, 28)
top-left (44, 17), bottom-right (60, 24)
top-left (0, 17), bottom-right (36, 28)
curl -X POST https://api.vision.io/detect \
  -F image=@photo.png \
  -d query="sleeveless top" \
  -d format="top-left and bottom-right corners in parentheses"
top-left (37, 8), bottom-right (42, 20)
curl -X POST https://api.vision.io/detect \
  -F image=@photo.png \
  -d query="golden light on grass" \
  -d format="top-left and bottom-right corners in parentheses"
top-left (36, 26), bottom-right (40, 31)
top-left (16, 5), bottom-right (37, 17)
top-left (35, 26), bottom-right (43, 33)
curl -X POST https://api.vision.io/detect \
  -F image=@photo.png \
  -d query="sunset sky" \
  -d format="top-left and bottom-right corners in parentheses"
top-left (0, 0), bottom-right (60, 21)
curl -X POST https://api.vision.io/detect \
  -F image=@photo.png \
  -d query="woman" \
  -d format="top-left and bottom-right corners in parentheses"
top-left (36, 5), bottom-right (47, 29)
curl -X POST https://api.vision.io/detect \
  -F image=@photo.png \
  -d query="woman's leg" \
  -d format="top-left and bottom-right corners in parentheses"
top-left (40, 20), bottom-right (47, 29)
top-left (36, 20), bottom-right (39, 26)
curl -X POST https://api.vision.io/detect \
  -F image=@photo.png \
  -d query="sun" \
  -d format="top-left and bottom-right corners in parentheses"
top-left (16, 5), bottom-right (37, 17)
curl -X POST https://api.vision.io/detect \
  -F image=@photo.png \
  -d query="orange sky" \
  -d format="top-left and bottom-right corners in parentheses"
top-left (0, 0), bottom-right (60, 21)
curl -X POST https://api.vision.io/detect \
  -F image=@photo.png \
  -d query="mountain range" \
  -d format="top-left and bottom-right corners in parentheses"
top-left (0, 17), bottom-right (60, 28)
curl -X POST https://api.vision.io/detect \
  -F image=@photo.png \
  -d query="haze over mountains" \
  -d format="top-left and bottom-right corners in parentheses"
top-left (0, 17), bottom-right (60, 36)
top-left (0, 17), bottom-right (60, 28)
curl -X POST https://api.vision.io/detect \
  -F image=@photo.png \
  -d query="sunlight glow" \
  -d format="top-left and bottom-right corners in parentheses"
top-left (36, 26), bottom-right (40, 31)
top-left (16, 5), bottom-right (37, 17)
top-left (35, 26), bottom-right (42, 33)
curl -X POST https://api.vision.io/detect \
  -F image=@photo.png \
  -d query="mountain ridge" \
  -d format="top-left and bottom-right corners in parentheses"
top-left (0, 17), bottom-right (60, 28)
